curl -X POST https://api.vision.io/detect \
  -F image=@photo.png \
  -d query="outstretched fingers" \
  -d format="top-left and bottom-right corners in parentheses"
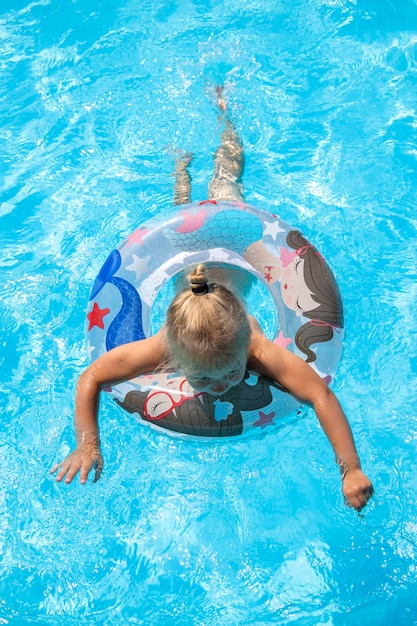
top-left (50, 448), bottom-right (103, 484)
top-left (50, 459), bottom-right (79, 484)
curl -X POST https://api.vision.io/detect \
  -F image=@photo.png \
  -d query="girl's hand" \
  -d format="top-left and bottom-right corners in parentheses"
top-left (342, 468), bottom-right (374, 511)
top-left (50, 445), bottom-right (103, 484)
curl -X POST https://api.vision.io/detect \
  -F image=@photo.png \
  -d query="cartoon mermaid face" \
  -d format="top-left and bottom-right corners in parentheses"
top-left (281, 256), bottom-right (320, 316)
top-left (143, 377), bottom-right (199, 420)
top-left (116, 371), bottom-right (290, 437)
top-left (245, 230), bottom-right (344, 363)
top-left (285, 230), bottom-right (344, 362)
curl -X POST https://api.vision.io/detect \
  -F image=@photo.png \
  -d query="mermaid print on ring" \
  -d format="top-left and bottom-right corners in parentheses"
top-left (86, 200), bottom-right (344, 438)
top-left (245, 228), bottom-right (344, 364)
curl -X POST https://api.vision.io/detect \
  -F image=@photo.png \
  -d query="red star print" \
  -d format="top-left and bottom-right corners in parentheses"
top-left (126, 228), bottom-right (149, 247)
top-left (264, 265), bottom-right (274, 282)
top-left (87, 302), bottom-right (110, 330)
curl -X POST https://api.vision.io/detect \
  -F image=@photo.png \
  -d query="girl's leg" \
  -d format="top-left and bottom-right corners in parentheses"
top-left (206, 88), bottom-right (253, 296)
top-left (208, 88), bottom-right (245, 202)
top-left (173, 152), bottom-right (193, 206)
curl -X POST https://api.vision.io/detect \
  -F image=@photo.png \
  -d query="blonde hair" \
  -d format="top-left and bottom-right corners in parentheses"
top-left (165, 264), bottom-right (251, 375)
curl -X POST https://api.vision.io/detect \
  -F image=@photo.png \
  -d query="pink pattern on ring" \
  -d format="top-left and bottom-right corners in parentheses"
top-left (176, 209), bottom-right (207, 233)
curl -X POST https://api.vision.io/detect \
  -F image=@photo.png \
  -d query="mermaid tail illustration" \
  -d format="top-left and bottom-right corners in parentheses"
top-left (163, 208), bottom-right (263, 255)
top-left (88, 249), bottom-right (146, 350)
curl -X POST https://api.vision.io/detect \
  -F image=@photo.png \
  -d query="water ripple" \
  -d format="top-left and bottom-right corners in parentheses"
top-left (2, 0), bottom-right (417, 622)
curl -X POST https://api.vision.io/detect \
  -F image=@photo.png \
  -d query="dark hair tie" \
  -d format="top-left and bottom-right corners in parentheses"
top-left (191, 282), bottom-right (209, 295)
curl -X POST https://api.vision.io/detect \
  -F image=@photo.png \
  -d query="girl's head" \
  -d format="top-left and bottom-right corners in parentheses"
top-left (165, 264), bottom-right (251, 395)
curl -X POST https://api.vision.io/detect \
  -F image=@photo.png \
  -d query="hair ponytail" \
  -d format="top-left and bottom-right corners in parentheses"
top-left (189, 264), bottom-right (209, 295)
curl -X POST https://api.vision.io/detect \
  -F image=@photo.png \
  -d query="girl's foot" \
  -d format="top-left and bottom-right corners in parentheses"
top-left (216, 86), bottom-right (227, 113)
top-left (174, 151), bottom-right (193, 173)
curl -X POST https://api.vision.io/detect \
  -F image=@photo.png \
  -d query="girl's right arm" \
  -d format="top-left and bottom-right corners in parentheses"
top-left (248, 320), bottom-right (373, 511)
top-left (50, 329), bottom-right (167, 484)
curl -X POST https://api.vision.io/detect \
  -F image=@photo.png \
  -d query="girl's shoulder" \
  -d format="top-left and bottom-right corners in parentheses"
top-left (246, 315), bottom-right (290, 376)
top-left (247, 315), bottom-right (271, 363)
top-left (247, 314), bottom-right (265, 336)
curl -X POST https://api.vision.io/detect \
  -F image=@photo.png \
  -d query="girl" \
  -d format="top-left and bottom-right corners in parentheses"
top-left (51, 89), bottom-right (373, 511)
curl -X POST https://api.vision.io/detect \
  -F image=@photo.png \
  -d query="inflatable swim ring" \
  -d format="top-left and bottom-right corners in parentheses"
top-left (86, 200), bottom-right (344, 438)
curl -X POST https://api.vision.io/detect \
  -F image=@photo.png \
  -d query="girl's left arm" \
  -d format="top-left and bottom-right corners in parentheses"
top-left (249, 333), bottom-right (374, 511)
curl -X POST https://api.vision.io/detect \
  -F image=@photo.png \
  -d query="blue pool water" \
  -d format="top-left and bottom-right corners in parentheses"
top-left (1, 0), bottom-right (417, 624)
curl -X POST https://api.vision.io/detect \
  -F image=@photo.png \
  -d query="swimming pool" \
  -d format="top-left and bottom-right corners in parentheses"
top-left (1, 0), bottom-right (417, 623)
